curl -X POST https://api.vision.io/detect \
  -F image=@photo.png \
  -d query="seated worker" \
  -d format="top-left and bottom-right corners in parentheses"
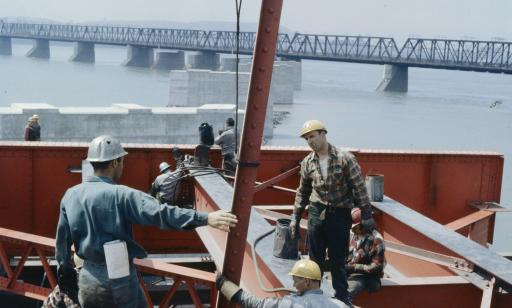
top-left (217, 259), bottom-right (348, 307)
top-left (149, 161), bottom-right (183, 205)
top-left (345, 208), bottom-right (386, 301)
top-left (214, 117), bottom-right (237, 173)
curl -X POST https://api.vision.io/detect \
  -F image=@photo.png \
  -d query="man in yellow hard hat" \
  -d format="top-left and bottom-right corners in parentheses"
top-left (290, 120), bottom-right (374, 306)
top-left (216, 259), bottom-right (347, 307)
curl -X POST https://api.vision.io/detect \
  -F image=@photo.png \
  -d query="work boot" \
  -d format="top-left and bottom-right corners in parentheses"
top-left (335, 296), bottom-right (354, 308)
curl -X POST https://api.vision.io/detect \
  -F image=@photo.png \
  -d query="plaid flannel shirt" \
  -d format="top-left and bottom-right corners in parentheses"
top-left (346, 229), bottom-right (386, 277)
top-left (294, 143), bottom-right (372, 219)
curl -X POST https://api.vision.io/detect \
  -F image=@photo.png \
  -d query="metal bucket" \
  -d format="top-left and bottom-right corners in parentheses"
top-left (365, 174), bottom-right (384, 202)
top-left (273, 218), bottom-right (298, 259)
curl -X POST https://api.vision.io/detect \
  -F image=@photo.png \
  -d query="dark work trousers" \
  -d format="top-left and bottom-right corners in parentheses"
top-left (78, 260), bottom-right (146, 308)
top-left (222, 152), bottom-right (237, 174)
top-left (308, 203), bottom-right (352, 301)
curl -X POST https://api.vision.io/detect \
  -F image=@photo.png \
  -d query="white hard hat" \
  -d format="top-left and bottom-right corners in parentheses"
top-left (159, 162), bottom-right (171, 173)
top-left (86, 135), bottom-right (128, 162)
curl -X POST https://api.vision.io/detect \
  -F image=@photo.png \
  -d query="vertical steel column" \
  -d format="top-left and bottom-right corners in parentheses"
top-left (218, 0), bottom-right (283, 307)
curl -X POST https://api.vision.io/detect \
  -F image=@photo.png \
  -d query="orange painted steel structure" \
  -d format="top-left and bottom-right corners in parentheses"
top-left (0, 142), bottom-right (509, 306)
top-left (0, 226), bottom-right (217, 307)
top-left (219, 0), bottom-right (283, 307)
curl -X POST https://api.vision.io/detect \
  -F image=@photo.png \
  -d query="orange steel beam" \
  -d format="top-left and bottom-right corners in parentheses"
top-left (445, 210), bottom-right (495, 232)
top-left (0, 227), bottom-right (217, 305)
top-left (253, 165), bottom-right (300, 193)
top-left (220, 1), bottom-right (284, 308)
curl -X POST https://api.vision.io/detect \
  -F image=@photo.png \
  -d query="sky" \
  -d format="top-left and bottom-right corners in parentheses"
top-left (1, 0), bottom-right (511, 42)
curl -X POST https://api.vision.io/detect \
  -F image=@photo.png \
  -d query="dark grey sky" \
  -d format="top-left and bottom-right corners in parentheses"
top-left (1, 0), bottom-right (510, 41)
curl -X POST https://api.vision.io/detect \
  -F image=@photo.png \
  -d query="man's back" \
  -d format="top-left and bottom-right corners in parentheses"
top-left (215, 128), bottom-right (236, 155)
top-left (153, 170), bottom-right (181, 203)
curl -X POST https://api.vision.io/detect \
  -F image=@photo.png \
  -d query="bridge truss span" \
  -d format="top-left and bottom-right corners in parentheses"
top-left (278, 33), bottom-right (400, 63)
top-left (399, 38), bottom-right (512, 73)
top-left (2, 22), bottom-right (512, 74)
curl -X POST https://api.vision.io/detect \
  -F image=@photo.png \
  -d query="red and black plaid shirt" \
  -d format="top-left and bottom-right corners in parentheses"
top-left (294, 143), bottom-right (372, 219)
top-left (347, 229), bottom-right (386, 277)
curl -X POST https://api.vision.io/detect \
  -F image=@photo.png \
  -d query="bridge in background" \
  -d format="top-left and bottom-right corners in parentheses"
top-left (1, 22), bottom-right (512, 91)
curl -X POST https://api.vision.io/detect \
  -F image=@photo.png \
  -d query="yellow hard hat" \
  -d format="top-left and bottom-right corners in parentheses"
top-left (300, 120), bottom-right (327, 137)
top-left (288, 259), bottom-right (322, 280)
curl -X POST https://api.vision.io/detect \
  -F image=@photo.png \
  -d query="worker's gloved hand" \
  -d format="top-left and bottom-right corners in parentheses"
top-left (57, 263), bottom-right (79, 304)
top-left (289, 213), bottom-right (301, 240)
top-left (361, 217), bottom-right (376, 231)
top-left (208, 210), bottom-right (238, 232)
top-left (215, 273), bottom-right (242, 303)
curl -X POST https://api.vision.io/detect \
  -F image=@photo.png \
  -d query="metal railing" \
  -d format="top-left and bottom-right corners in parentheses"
top-left (0, 227), bottom-right (217, 307)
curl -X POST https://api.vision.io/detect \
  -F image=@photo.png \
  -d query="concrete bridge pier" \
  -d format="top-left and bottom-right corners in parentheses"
top-left (376, 64), bottom-right (408, 92)
top-left (153, 51), bottom-right (185, 70)
top-left (0, 37), bottom-right (12, 55)
top-left (26, 39), bottom-right (50, 59)
top-left (70, 42), bottom-right (95, 63)
top-left (123, 45), bottom-right (154, 68)
top-left (187, 52), bottom-right (220, 70)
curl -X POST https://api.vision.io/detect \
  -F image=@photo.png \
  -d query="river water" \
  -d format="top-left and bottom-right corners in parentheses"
top-left (1, 41), bottom-right (511, 251)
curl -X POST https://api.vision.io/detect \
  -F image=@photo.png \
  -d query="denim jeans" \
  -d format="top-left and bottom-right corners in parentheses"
top-left (78, 260), bottom-right (146, 308)
top-left (347, 273), bottom-right (381, 299)
top-left (307, 204), bottom-right (352, 301)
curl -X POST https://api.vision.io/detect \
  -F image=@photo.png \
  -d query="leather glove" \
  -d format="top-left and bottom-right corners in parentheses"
top-left (216, 273), bottom-right (242, 303)
top-left (289, 214), bottom-right (301, 240)
top-left (215, 272), bottom-right (226, 289)
top-left (57, 263), bottom-right (79, 304)
top-left (361, 217), bottom-right (376, 231)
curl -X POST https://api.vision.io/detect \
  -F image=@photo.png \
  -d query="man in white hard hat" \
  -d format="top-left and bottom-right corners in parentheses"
top-left (55, 135), bottom-right (238, 307)
top-left (216, 259), bottom-right (347, 307)
top-left (290, 120), bottom-right (374, 306)
top-left (24, 114), bottom-right (41, 141)
top-left (149, 161), bottom-right (183, 205)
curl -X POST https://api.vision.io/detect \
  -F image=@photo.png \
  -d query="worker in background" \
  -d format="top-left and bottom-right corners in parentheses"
top-left (217, 259), bottom-right (348, 307)
top-left (289, 119), bottom-right (374, 307)
top-left (346, 208), bottom-right (386, 301)
top-left (149, 161), bottom-right (183, 205)
top-left (24, 114), bottom-right (41, 141)
top-left (55, 135), bottom-right (238, 307)
top-left (214, 117), bottom-right (237, 173)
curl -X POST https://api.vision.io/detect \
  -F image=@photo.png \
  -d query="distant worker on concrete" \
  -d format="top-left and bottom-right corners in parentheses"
top-left (346, 208), bottom-right (386, 301)
top-left (24, 114), bottom-right (41, 141)
top-left (214, 117), bottom-right (237, 173)
top-left (149, 161), bottom-right (183, 205)
top-left (217, 259), bottom-right (348, 307)
top-left (289, 119), bottom-right (374, 306)
top-left (55, 135), bottom-right (238, 307)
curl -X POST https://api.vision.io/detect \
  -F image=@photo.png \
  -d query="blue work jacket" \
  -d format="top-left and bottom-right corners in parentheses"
top-left (55, 176), bottom-right (208, 267)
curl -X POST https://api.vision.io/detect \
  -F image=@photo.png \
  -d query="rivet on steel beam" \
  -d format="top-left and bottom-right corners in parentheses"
top-left (251, 123), bottom-right (257, 129)
top-left (233, 250), bottom-right (238, 255)
top-left (259, 67), bottom-right (265, 72)
top-left (265, 27), bottom-right (271, 34)
top-left (256, 85), bottom-right (263, 91)
top-left (241, 197), bottom-right (246, 201)
top-left (262, 47), bottom-right (269, 53)
top-left (268, 8), bottom-right (275, 14)
top-left (243, 179), bottom-right (248, 184)
top-left (230, 267), bottom-right (235, 272)
top-left (236, 232), bottom-right (240, 237)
